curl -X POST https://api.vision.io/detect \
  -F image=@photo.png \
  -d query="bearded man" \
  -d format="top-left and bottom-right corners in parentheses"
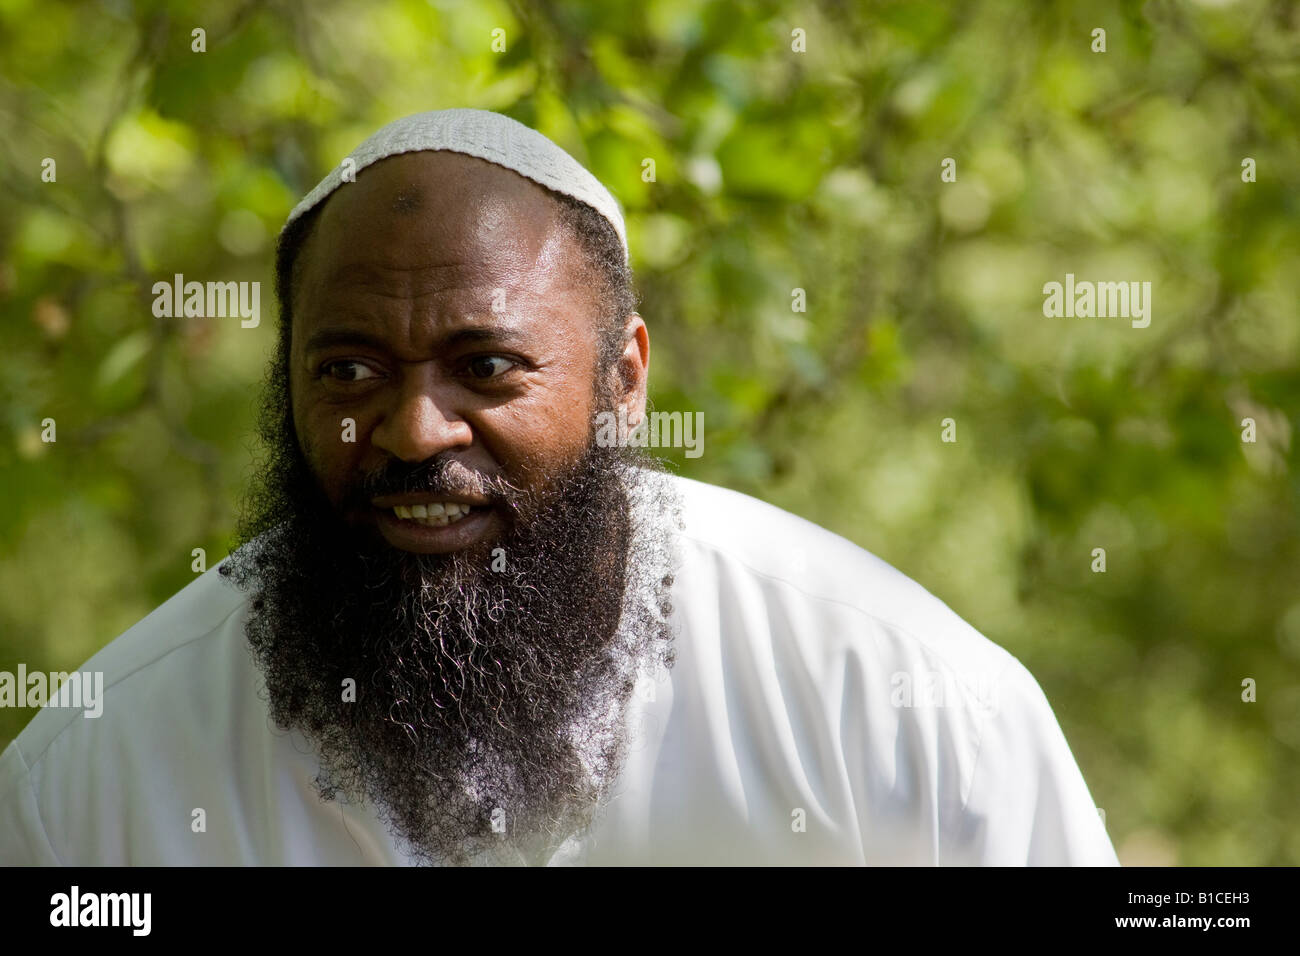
top-left (0, 109), bottom-right (1118, 866)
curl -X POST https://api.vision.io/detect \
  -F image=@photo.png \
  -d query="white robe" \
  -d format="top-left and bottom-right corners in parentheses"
top-left (0, 475), bottom-right (1118, 865)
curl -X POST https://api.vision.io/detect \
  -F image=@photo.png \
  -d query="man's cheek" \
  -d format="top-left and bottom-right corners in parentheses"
top-left (296, 421), bottom-right (353, 508)
top-left (500, 403), bottom-right (593, 468)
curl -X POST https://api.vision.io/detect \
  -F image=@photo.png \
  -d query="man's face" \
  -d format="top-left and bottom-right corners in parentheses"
top-left (224, 149), bottom-right (676, 866)
top-left (289, 150), bottom-right (609, 554)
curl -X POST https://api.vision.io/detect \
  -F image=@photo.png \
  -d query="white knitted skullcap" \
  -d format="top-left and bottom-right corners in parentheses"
top-left (284, 108), bottom-right (628, 263)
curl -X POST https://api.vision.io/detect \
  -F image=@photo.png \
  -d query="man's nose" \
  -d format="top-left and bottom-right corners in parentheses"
top-left (369, 371), bottom-right (473, 462)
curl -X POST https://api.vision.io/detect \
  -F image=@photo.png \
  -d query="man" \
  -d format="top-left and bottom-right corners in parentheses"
top-left (0, 109), bottom-right (1118, 865)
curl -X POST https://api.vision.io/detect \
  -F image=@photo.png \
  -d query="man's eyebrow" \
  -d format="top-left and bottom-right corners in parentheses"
top-left (302, 324), bottom-right (535, 354)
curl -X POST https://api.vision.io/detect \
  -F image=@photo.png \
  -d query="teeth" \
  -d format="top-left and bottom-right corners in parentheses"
top-left (392, 503), bottom-right (474, 527)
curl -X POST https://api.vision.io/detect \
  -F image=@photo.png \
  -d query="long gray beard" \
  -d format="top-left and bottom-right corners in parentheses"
top-left (223, 450), bottom-right (681, 866)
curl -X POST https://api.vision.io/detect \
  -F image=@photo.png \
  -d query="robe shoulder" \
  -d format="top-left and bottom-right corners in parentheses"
top-left (0, 563), bottom-right (255, 864)
top-left (669, 473), bottom-right (1018, 682)
top-left (657, 475), bottom-right (1118, 865)
top-left (3, 563), bottom-right (250, 769)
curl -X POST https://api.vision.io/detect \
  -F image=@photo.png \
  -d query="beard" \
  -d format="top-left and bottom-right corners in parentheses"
top-left (221, 355), bottom-right (679, 866)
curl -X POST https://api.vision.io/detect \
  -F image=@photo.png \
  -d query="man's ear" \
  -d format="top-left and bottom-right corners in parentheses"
top-left (615, 313), bottom-right (650, 426)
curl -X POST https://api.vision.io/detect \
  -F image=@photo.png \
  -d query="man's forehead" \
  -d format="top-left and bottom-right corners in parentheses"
top-left (323, 150), bottom-right (555, 217)
top-left (319, 153), bottom-right (561, 249)
top-left (304, 228), bottom-right (580, 297)
top-left (297, 152), bottom-right (588, 303)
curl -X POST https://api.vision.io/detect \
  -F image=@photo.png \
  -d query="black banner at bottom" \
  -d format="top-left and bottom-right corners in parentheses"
top-left (0, 865), bottom-right (1279, 942)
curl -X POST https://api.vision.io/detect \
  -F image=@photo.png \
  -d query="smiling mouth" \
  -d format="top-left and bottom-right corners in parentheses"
top-left (389, 502), bottom-right (477, 528)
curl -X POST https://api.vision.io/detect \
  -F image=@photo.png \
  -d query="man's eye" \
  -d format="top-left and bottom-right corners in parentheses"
top-left (321, 360), bottom-right (380, 383)
top-left (466, 356), bottom-right (516, 379)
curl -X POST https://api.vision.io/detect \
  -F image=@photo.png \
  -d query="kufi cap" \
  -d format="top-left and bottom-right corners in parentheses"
top-left (284, 108), bottom-right (628, 263)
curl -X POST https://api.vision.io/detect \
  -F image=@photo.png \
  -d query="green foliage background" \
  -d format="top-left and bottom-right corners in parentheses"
top-left (2, 0), bottom-right (1297, 864)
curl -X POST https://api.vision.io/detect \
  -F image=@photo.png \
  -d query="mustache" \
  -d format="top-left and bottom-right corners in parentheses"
top-left (341, 455), bottom-right (527, 510)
